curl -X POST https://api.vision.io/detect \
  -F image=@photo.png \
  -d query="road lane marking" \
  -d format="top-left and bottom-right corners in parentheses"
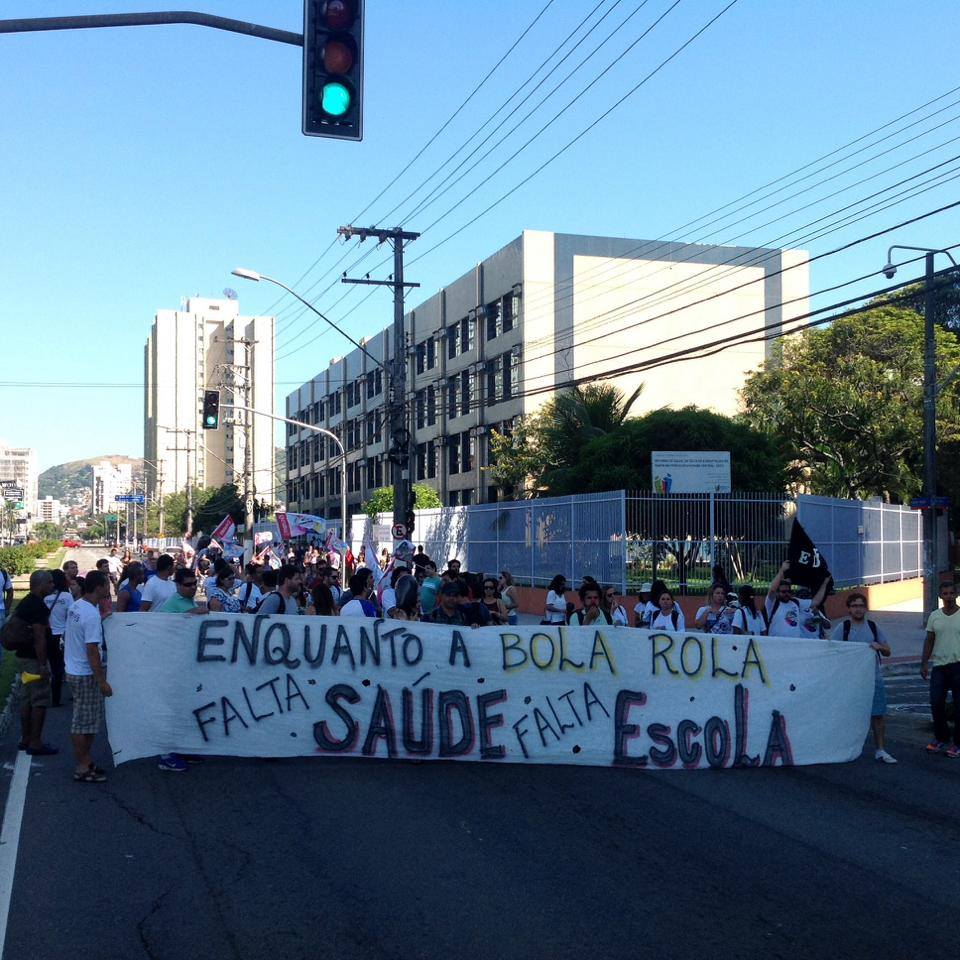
top-left (0, 752), bottom-right (31, 960)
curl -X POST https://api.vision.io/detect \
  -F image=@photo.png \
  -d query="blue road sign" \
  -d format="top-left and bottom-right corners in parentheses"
top-left (910, 496), bottom-right (951, 509)
top-left (115, 494), bottom-right (145, 504)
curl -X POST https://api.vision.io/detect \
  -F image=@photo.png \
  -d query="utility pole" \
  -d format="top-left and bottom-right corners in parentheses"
top-left (339, 225), bottom-right (420, 543)
top-left (215, 336), bottom-right (256, 546)
top-left (157, 459), bottom-right (165, 538)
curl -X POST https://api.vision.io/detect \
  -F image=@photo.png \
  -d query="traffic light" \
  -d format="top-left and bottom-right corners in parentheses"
top-left (202, 390), bottom-right (221, 430)
top-left (302, 0), bottom-right (364, 140)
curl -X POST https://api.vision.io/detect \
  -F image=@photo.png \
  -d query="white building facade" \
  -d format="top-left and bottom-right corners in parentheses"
top-left (143, 297), bottom-right (276, 512)
top-left (285, 230), bottom-right (809, 518)
top-left (0, 441), bottom-right (38, 519)
top-left (92, 461), bottom-right (132, 515)
top-left (38, 496), bottom-right (64, 525)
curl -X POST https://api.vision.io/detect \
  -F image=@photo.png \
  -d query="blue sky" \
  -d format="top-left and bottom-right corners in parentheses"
top-left (1, 0), bottom-right (958, 470)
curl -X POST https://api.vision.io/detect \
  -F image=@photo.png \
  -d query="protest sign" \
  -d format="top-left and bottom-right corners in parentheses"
top-left (276, 512), bottom-right (327, 540)
top-left (105, 619), bottom-right (873, 769)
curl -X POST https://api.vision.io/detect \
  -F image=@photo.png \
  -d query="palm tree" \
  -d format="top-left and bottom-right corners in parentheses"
top-left (538, 382), bottom-right (644, 490)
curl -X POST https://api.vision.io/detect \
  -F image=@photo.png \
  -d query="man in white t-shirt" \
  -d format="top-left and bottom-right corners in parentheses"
top-left (765, 560), bottom-right (830, 638)
top-left (64, 570), bottom-right (113, 783)
top-left (105, 548), bottom-right (123, 596)
top-left (140, 555), bottom-right (177, 612)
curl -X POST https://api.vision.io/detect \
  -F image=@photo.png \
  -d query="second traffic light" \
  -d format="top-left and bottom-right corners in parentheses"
top-left (202, 390), bottom-right (221, 430)
top-left (303, 0), bottom-right (364, 141)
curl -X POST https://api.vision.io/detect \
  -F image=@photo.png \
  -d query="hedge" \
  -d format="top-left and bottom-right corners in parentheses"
top-left (0, 540), bottom-right (62, 575)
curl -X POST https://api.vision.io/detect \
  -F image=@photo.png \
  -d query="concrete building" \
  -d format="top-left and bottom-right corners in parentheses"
top-left (0, 441), bottom-right (38, 519)
top-left (38, 495), bottom-right (64, 525)
top-left (284, 230), bottom-right (809, 518)
top-left (92, 461), bottom-right (132, 515)
top-left (143, 297), bottom-right (276, 514)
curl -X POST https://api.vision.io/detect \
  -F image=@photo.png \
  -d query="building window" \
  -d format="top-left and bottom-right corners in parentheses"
top-left (427, 337), bottom-right (436, 369)
top-left (447, 376), bottom-right (457, 418)
top-left (447, 323), bottom-right (458, 360)
top-left (459, 370), bottom-right (472, 416)
top-left (312, 475), bottom-right (320, 498)
top-left (462, 432), bottom-right (475, 472)
top-left (448, 490), bottom-right (460, 507)
top-left (503, 292), bottom-right (516, 334)
top-left (416, 442), bottom-right (427, 481)
top-left (427, 384), bottom-right (436, 426)
top-left (486, 356), bottom-right (503, 405)
top-left (416, 389), bottom-right (426, 430)
top-left (287, 481), bottom-right (295, 502)
top-left (416, 342), bottom-right (426, 375)
top-left (460, 316), bottom-right (474, 355)
top-left (448, 436), bottom-right (461, 474)
top-left (509, 349), bottom-right (520, 399)
top-left (313, 437), bottom-right (321, 462)
top-left (366, 458), bottom-right (375, 488)
top-left (486, 299), bottom-right (501, 341)
top-left (376, 458), bottom-right (384, 486)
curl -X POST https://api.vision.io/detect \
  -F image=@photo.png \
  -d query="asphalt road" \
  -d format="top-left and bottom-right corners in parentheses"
top-left (0, 700), bottom-right (956, 960)
top-left (1, 546), bottom-right (954, 959)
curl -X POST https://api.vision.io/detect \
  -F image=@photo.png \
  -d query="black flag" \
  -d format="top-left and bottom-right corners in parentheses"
top-left (787, 519), bottom-right (831, 592)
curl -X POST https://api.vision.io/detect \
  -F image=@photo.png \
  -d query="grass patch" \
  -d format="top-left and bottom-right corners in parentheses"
top-left (0, 651), bottom-right (19, 713)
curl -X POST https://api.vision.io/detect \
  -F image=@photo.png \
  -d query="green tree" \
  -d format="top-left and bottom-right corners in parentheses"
top-left (362, 484), bottom-right (443, 519)
top-left (741, 304), bottom-right (960, 501)
top-left (488, 382), bottom-right (644, 494)
top-left (32, 521), bottom-right (63, 540)
top-left (558, 407), bottom-right (786, 495)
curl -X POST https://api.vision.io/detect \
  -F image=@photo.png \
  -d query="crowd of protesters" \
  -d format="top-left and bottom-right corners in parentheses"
top-left (4, 541), bottom-right (960, 778)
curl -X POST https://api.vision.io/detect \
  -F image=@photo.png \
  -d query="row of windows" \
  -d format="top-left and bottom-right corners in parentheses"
top-left (288, 369), bottom-right (386, 434)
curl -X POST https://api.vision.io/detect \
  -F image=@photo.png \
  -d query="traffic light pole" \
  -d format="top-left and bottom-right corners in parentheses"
top-left (338, 226), bottom-right (420, 544)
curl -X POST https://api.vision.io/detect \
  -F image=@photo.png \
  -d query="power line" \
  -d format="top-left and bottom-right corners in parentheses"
top-left (407, 0), bottom-right (742, 268)
top-left (261, 0), bottom-right (558, 318)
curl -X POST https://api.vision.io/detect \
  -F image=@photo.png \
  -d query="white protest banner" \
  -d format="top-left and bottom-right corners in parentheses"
top-left (104, 618), bottom-right (873, 770)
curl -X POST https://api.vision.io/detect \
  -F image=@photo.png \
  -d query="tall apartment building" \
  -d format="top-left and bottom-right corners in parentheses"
top-left (38, 496), bottom-right (64, 525)
top-left (285, 230), bottom-right (809, 518)
top-left (92, 461), bottom-right (132, 515)
top-left (143, 297), bottom-right (276, 513)
top-left (0, 441), bottom-right (38, 517)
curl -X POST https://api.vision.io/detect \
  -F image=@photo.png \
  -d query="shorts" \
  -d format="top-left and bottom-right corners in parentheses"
top-left (871, 670), bottom-right (887, 717)
top-left (67, 674), bottom-right (105, 735)
top-left (16, 658), bottom-right (52, 708)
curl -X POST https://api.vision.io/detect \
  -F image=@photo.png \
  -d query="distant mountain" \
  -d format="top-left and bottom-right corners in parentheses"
top-left (39, 455), bottom-right (142, 505)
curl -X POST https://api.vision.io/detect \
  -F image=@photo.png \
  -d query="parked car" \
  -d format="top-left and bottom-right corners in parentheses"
top-left (62, 538), bottom-right (82, 548)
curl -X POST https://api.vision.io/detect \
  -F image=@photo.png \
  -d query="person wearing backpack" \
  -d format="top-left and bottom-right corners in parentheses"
top-left (5, 570), bottom-right (58, 755)
top-left (574, 581), bottom-right (613, 626)
top-left (831, 592), bottom-right (895, 764)
top-left (648, 589), bottom-right (685, 633)
top-left (732, 585), bottom-right (767, 636)
top-left (764, 560), bottom-right (831, 638)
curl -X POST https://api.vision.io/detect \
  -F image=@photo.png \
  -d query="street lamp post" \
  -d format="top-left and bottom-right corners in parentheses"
top-left (222, 403), bottom-right (348, 565)
top-left (882, 245), bottom-right (959, 621)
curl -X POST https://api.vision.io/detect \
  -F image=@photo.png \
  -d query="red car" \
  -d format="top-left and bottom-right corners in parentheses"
top-left (62, 538), bottom-right (82, 548)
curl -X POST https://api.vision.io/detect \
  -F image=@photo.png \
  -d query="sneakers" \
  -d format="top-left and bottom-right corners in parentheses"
top-left (157, 754), bottom-right (188, 772)
top-left (946, 745), bottom-right (960, 760)
top-left (925, 740), bottom-right (947, 753)
top-left (875, 749), bottom-right (898, 764)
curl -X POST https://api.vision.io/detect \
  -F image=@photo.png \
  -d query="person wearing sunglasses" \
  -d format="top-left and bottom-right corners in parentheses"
top-left (156, 568), bottom-right (207, 615)
top-left (480, 577), bottom-right (509, 625)
top-left (602, 586), bottom-right (629, 626)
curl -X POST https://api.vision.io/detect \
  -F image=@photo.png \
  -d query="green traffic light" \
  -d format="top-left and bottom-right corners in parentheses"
top-left (205, 416), bottom-right (216, 426)
top-left (321, 81), bottom-right (352, 117)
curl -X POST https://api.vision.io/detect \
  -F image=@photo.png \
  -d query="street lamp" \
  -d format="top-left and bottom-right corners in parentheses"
top-left (231, 267), bottom-right (385, 371)
top-left (221, 403), bottom-right (348, 566)
top-left (883, 245), bottom-right (959, 621)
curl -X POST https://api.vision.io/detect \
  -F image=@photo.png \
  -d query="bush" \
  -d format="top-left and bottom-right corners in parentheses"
top-left (0, 540), bottom-right (62, 575)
